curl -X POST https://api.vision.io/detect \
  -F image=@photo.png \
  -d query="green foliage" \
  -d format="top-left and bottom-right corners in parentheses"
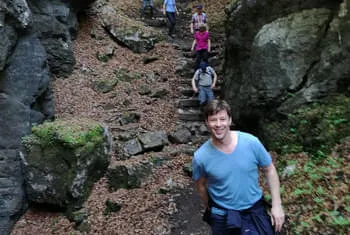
top-left (278, 151), bottom-right (350, 234)
top-left (23, 119), bottom-right (105, 151)
top-left (265, 95), bottom-right (350, 159)
top-left (103, 199), bottom-right (122, 216)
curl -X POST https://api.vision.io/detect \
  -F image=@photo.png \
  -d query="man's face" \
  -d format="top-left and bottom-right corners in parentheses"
top-left (206, 110), bottom-right (232, 141)
top-left (197, 8), bottom-right (202, 14)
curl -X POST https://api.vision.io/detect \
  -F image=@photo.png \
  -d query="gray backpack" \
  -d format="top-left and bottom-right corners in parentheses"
top-left (197, 67), bottom-right (213, 86)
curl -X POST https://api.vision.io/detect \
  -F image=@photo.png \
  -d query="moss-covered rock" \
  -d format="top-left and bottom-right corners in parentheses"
top-left (21, 118), bottom-right (112, 211)
top-left (264, 95), bottom-right (350, 159)
top-left (92, 78), bottom-right (119, 93)
top-left (114, 68), bottom-right (141, 82)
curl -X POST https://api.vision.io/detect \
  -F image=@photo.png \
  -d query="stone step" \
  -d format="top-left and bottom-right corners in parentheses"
top-left (177, 78), bottom-right (225, 86)
top-left (182, 50), bottom-right (220, 59)
top-left (179, 87), bottom-right (222, 97)
top-left (178, 108), bottom-right (204, 121)
top-left (177, 98), bottom-right (200, 108)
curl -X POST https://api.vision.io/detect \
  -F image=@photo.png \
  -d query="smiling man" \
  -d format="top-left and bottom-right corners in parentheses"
top-left (192, 99), bottom-right (285, 235)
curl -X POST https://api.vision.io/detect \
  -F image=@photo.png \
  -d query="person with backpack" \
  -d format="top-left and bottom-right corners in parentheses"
top-left (141, 0), bottom-right (153, 19)
top-left (191, 62), bottom-right (217, 107)
top-left (191, 23), bottom-right (211, 71)
top-left (190, 4), bottom-right (207, 34)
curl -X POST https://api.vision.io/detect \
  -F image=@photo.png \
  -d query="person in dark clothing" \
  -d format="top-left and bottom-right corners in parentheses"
top-left (141, 0), bottom-right (153, 19)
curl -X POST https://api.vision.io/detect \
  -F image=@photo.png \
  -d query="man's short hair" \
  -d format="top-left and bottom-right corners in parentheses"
top-left (196, 5), bottom-right (203, 9)
top-left (204, 99), bottom-right (232, 120)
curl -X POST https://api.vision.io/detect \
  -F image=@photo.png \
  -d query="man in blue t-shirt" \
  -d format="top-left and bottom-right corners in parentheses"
top-left (192, 99), bottom-right (285, 234)
top-left (162, 0), bottom-right (178, 37)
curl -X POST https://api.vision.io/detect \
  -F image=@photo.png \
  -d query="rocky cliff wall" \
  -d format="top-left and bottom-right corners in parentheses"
top-left (0, 0), bottom-right (93, 233)
top-left (223, 0), bottom-right (350, 133)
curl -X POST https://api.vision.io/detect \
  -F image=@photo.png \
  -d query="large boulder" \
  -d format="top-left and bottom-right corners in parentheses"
top-left (90, 0), bottom-right (164, 53)
top-left (20, 119), bottom-right (111, 210)
top-left (223, 0), bottom-right (349, 132)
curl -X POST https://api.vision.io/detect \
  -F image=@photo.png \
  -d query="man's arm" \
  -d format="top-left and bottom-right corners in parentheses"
top-left (162, 1), bottom-right (166, 15)
top-left (211, 68), bottom-right (217, 89)
top-left (190, 22), bottom-right (194, 34)
top-left (194, 177), bottom-right (208, 208)
top-left (192, 73), bottom-right (198, 93)
top-left (263, 163), bottom-right (285, 232)
top-left (191, 39), bottom-right (196, 51)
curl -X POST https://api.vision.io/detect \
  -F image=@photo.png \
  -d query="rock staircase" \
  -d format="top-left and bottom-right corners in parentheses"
top-left (175, 43), bottom-right (224, 122)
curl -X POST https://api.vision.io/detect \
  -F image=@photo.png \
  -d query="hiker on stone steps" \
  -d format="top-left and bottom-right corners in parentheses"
top-left (191, 61), bottom-right (217, 108)
top-left (141, 0), bottom-right (153, 19)
top-left (190, 4), bottom-right (207, 34)
top-left (191, 23), bottom-right (211, 71)
top-left (163, 0), bottom-right (179, 38)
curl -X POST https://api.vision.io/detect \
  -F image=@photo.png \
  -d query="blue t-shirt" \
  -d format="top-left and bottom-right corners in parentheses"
top-left (164, 0), bottom-right (176, 12)
top-left (192, 131), bottom-right (272, 213)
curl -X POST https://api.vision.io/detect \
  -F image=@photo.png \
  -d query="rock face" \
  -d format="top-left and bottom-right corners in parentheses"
top-left (223, 0), bottom-right (350, 133)
top-left (0, 0), bottom-right (95, 232)
top-left (20, 119), bottom-right (111, 211)
top-left (90, 0), bottom-right (164, 53)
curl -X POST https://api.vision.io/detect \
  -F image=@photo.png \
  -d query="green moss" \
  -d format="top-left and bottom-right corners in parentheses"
top-left (23, 119), bottom-right (105, 150)
top-left (265, 95), bottom-right (350, 159)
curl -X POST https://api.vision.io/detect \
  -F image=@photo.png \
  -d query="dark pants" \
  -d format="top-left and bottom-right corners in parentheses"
top-left (166, 12), bottom-right (176, 35)
top-left (195, 49), bottom-right (209, 71)
top-left (141, 0), bottom-right (153, 17)
top-left (210, 199), bottom-right (275, 235)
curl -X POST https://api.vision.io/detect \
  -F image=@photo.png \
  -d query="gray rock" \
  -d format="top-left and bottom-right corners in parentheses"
top-left (175, 58), bottom-right (194, 77)
top-left (139, 131), bottom-right (169, 151)
top-left (41, 38), bottom-right (76, 77)
top-left (0, 35), bottom-right (50, 106)
top-left (281, 164), bottom-right (297, 180)
top-left (224, 1), bottom-right (350, 129)
top-left (0, 150), bottom-right (26, 234)
top-left (107, 161), bottom-right (152, 190)
top-left (92, 77), bottom-right (118, 93)
top-left (123, 138), bottom-right (143, 156)
top-left (20, 119), bottom-right (111, 210)
top-left (90, 0), bottom-right (164, 53)
top-left (30, 6), bottom-right (76, 77)
top-left (119, 112), bottom-right (141, 125)
top-left (0, 93), bottom-right (31, 149)
top-left (169, 127), bottom-right (192, 144)
top-left (0, 25), bottom-right (17, 71)
top-left (1, 0), bottom-right (32, 28)
top-left (150, 88), bottom-right (169, 98)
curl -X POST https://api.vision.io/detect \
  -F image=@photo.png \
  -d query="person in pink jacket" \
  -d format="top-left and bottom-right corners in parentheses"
top-left (191, 23), bottom-right (211, 71)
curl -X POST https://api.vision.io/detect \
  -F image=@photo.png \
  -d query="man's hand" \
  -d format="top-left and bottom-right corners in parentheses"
top-left (270, 204), bottom-right (285, 232)
top-left (193, 87), bottom-right (198, 93)
top-left (211, 84), bottom-right (215, 89)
